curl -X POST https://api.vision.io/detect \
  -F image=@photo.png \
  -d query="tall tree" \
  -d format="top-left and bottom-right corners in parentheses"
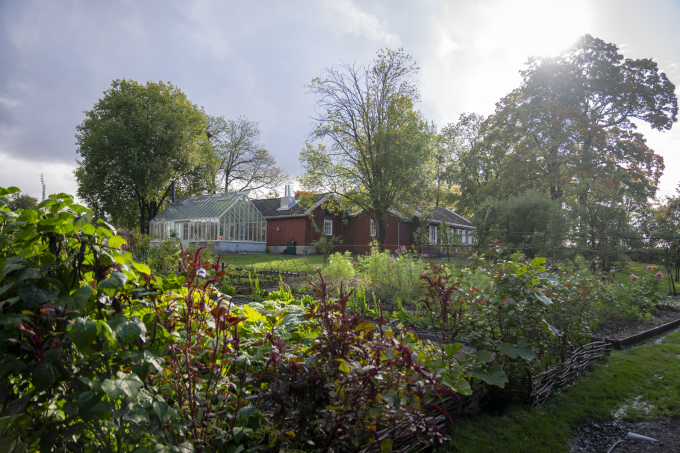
top-left (299, 48), bottom-right (434, 249)
top-left (6, 192), bottom-right (38, 211)
top-left (487, 34), bottom-right (677, 202)
top-left (440, 113), bottom-right (500, 217)
top-left (204, 115), bottom-right (288, 195)
top-left (75, 79), bottom-right (207, 234)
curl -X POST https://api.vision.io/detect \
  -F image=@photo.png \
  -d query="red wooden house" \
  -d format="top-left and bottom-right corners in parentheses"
top-left (252, 186), bottom-right (475, 256)
top-left (251, 188), bottom-right (343, 255)
top-left (342, 206), bottom-right (474, 255)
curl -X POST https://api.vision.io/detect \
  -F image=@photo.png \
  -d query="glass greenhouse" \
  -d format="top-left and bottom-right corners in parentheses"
top-left (149, 191), bottom-right (267, 253)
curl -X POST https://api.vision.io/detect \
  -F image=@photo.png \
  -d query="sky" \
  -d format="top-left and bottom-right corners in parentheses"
top-left (1, 0), bottom-right (680, 202)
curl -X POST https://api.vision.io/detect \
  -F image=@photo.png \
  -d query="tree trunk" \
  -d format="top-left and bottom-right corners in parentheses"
top-left (139, 201), bottom-right (146, 235)
top-left (376, 212), bottom-right (388, 251)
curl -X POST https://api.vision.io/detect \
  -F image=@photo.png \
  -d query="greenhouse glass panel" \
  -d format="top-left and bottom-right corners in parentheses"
top-left (148, 191), bottom-right (266, 254)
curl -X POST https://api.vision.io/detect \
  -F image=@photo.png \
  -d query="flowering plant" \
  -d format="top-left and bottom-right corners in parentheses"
top-left (622, 266), bottom-right (665, 314)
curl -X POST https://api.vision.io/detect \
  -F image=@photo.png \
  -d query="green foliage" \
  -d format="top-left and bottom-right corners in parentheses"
top-left (266, 277), bottom-right (296, 302)
top-left (439, 112), bottom-right (489, 217)
top-left (5, 192), bottom-right (39, 211)
top-left (354, 241), bottom-right (425, 301)
top-left (475, 190), bottom-right (566, 259)
top-left (0, 186), bottom-right (265, 452)
top-left (612, 266), bottom-right (665, 317)
top-left (346, 286), bottom-right (382, 318)
top-left (75, 79), bottom-right (208, 233)
top-left (259, 273), bottom-right (470, 450)
top-left (148, 238), bottom-right (180, 277)
top-left (487, 34), bottom-right (676, 201)
top-left (456, 35), bottom-right (678, 265)
top-left (409, 247), bottom-right (618, 383)
top-left (248, 272), bottom-right (265, 301)
top-left (322, 251), bottom-right (355, 284)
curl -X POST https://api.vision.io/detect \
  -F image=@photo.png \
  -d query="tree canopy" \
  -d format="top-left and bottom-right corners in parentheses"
top-left (75, 79), bottom-right (207, 234)
top-left (299, 48), bottom-right (434, 248)
top-left (488, 34), bottom-right (677, 201)
top-left (6, 192), bottom-right (39, 211)
top-left (448, 35), bottom-right (677, 263)
top-left (203, 115), bottom-right (288, 195)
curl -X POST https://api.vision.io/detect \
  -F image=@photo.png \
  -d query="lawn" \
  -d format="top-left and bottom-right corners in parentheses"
top-left (447, 331), bottom-right (680, 452)
top-left (218, 252), bottom-right (327, 274)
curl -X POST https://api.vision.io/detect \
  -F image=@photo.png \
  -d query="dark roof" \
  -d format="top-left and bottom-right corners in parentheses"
top-left (349, 205), bottom-right (473, 228)
top-left (427, 206), bottom-right (474, 228)
top-left (251, 194), bottom-right (327, 218)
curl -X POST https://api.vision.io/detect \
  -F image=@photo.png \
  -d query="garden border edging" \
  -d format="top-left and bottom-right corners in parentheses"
top-left (600, 317), bottom-right (680, 349)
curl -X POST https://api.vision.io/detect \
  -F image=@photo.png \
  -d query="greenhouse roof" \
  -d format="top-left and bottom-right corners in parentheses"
top-left (150, 192), bottom-right (248, 222)
top-left (414, 206), bottom-right (474, 228)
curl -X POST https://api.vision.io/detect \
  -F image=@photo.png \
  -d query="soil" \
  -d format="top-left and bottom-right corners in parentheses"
top-left (592, 306), bottom-right (680, 341)
top-left (571, 419), bottom-right (680, 452)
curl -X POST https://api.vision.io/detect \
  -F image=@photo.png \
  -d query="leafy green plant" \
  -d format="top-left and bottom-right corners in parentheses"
top-left (346, 286), bottom-right (382, 318)
top-left (147, 237), bottom-right (180, 276)
top-left (0, 186), bottom-right (177, 452)
top-left (355, 241), bottom-right (424, 301)
top-left (219, 282), bottom-right (238, 296)
top-left (248, 272), bottom-right (265, 301)
top-left (390, 298), bottom-right (420, 325)
top-left (322, 251), bottom-right (355, 284)
top-left (625, 266), bottom-right (665, 312)
top-left (0, 186), bottom-right (268, 452)
top-left (266, 276), bottom-right (295, 302)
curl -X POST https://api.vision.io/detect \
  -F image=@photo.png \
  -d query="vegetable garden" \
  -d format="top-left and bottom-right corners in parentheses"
top-left (0, 187), bottom-right (674, 453)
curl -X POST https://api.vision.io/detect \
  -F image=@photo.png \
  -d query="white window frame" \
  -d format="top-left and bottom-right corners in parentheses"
top-left (429, 225), bottom-right (438, 244)
top-left (324, 219), bottom-right (333, 236)
top-left (370, 219), bottom-right (377, 237)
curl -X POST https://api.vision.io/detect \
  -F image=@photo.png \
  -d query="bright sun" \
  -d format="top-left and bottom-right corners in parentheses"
top-left (477, 0), bottom-right (594, 59)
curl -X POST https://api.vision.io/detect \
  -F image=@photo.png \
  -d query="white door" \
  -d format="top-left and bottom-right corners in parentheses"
top-left (177, 222), bottom-right (190, 246)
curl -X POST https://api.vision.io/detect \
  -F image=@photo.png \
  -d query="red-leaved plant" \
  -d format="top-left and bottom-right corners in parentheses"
top-left (260, 270), bottom-right (457, 452)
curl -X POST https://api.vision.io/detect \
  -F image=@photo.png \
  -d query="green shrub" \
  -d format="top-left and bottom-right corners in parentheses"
top-left (451, 248), bottom-right (616, 379)
top-left (355, 242), bottom-right (424, 301)
top-left (148, 237), bottom-right (180, 276)
top-left (321, 251), bottom-right (355, 284)
top-left (0, 187), bottom-right (263, 451)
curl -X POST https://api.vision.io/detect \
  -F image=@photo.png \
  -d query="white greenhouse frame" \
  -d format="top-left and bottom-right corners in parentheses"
top-left (148, 192), bottom-right (267, 254)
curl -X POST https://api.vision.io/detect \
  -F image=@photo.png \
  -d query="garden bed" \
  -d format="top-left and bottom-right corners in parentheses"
top-left (592, 306), bottom-right (680, 342)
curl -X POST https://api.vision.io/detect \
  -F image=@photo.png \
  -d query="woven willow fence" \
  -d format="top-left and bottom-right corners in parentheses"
top-left (358, 340), bottom-right (613, 453)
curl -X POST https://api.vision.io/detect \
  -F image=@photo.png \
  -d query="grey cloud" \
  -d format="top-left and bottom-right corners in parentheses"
top-left (1, 0), bottom-right (680, 199)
